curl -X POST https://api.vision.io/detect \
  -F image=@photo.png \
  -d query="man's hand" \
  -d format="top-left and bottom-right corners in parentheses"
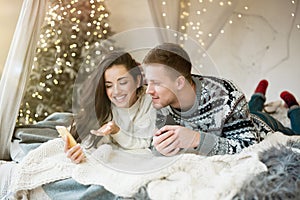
top-left (90, 121), bottom-right (120, 136)
top-left (152, 125), bottom-right (200, 156)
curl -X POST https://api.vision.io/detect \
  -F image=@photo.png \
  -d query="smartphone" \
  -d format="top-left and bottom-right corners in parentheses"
top-left (56, 125), bottom-right (77, 147)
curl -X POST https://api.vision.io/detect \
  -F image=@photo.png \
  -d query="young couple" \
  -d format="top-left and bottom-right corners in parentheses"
top-left (65, 43), bottom-right (300, 163)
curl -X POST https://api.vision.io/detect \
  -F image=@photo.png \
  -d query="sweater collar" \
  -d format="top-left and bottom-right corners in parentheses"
top-left (171, 76), bottom-right (202, 117)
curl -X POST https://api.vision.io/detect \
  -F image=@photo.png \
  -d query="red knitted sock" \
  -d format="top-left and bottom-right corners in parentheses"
top-left (280, 91), bottom-right (299, 108)
top-left (254, 79), bottom-right (268, 95)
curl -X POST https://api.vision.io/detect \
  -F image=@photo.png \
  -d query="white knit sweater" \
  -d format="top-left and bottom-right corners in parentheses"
top-left (108, 93), bottom-right (156, 149)
top-left (6, 132), bottom-right (300, 199)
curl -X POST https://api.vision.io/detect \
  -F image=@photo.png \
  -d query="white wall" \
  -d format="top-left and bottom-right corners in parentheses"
top-left (0, 0), bottom-right (22, 78)
top-left (105, 0), bottom-right (159, 62)
top-left (207, 0), bottom-right (300, 101)
top-left (106, 0), bottom-right (154, 33)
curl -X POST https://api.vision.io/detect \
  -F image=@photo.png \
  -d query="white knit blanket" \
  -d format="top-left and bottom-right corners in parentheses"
top-left (10, 139), bottom-right (74, 192)
top-left (8, 132), bottom-right (300, 200)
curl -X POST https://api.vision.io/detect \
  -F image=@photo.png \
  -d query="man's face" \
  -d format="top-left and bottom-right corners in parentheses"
top-left (144, 64), bottom-right (179, 109)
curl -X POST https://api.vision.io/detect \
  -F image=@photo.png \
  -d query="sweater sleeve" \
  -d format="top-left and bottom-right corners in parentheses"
top-left (196, 96), bottom-right (258, 156)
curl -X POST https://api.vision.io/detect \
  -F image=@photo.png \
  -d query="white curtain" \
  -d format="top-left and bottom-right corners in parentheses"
top-left (0, 0), bottom-right (47, 160)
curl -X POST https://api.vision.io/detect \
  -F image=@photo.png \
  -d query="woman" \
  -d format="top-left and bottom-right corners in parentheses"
top-left (0, 51), bottom-right (156, 199)
top-left (65, 51), bottom-right (156, 163)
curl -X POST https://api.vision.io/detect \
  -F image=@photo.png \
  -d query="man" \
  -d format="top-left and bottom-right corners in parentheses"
top-left (143, 43), bottom-right (272, 156)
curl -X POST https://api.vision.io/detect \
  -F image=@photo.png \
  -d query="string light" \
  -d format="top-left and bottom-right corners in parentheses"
top-left (162, 0), bottom-right (246, 48)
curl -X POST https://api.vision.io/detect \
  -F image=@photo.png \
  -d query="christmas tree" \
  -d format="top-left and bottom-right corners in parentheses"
top-left (17, 0), bottom-right (115, 125)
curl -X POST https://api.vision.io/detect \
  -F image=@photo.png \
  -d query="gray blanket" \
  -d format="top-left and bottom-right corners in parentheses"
top-left (11, 112), bottom-right (73, 162)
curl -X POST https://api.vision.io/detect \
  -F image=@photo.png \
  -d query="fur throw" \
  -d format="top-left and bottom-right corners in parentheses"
top-left (233, 140), bottom-right (300, 200)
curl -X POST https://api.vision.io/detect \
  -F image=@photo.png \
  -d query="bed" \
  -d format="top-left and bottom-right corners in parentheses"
top-left (1, 103), bottom-right (299, 200)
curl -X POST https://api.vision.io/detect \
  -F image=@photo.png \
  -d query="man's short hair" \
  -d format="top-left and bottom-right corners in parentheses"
top-left (143, 43), bottom-right (192, 81)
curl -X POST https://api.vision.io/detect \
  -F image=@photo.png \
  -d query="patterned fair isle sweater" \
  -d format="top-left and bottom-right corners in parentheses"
top-left (156, 75), bottom-right (273, 156)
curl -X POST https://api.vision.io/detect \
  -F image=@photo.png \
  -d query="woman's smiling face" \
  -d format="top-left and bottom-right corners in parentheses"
top-left (104, 64), bottom-right (139, 108)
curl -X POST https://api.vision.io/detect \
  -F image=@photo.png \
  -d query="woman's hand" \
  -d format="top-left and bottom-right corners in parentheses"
top-left (90, 121), bottom-right (120, 136)
top-left (152, 125), bottom-right (200, 156)
top-left (64, 135), bottom-right (85, 164)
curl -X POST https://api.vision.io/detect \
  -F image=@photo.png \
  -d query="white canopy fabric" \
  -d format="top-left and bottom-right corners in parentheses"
top-left (0, 0), bottom-right (47, 160)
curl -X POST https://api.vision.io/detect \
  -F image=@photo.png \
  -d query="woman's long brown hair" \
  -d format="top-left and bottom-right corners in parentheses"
top-left (71, 51), bottom-right (142, 148)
